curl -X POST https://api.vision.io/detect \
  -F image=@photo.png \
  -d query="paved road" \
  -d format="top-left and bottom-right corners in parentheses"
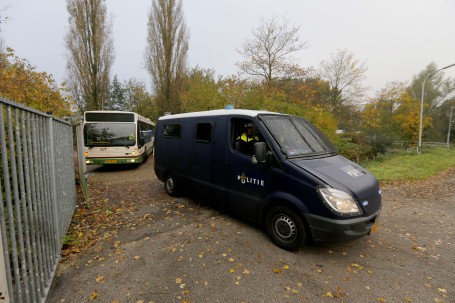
top-left (48, 157), bottom-right (454, 303)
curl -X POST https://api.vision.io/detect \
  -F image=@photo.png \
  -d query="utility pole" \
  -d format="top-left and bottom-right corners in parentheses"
top-left (448, 105), bottom-right (453, 148)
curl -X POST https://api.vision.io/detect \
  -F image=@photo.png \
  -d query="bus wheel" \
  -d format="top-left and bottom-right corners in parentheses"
top-left (164, 173), bottom-right (178, 196)
top-left (265, 206), bottom-right (307, 251)
top-left (142, 148), bottom-right (147, 163)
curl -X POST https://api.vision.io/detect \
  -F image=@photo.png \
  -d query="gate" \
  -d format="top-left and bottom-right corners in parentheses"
top-left (0, 98), bottom-right (76, 303)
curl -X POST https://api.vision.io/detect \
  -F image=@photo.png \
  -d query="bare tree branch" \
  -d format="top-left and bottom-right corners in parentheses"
top-left (236, 15), bottom-right (307, 86)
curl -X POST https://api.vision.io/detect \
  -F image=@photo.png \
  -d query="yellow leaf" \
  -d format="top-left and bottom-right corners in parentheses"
top-left (351, 263), bottom-right (364, 269)
top-left (229, 269), bottom-right (235, 273)
top-left (404, 298), bottom-right (412, 302)
top-left (242, 269), bottom-right (249, 275)
top-left (134, 256), bottom-right (141, 260)
top-left (377, 298), bottom-right (386, 302)
top-left (96, 276), bottom-right (105, 283)
top-left (323, 292), bottom-right (334, 298)
top-left (283, 265), bottom-right (289, 270)
top-left (438, 288), bottom-right (446, 293)
top-left (176, 278), bottom-right (182, 284)
top-left (412, 245), bottom-right (426, 252)
top-left (273, 268), bottom-right (281, 273)
top-left (89, 292), bottom-right (97, 300)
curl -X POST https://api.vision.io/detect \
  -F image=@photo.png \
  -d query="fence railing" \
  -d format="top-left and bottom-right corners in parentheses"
top-left (0, 97), bottom-right (76, 303)
top-left (392, 141), bottom-right (451, 151)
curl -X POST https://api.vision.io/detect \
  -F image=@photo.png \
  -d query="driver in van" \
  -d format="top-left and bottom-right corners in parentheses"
top-left (235, 122), bottom-right (259, 155)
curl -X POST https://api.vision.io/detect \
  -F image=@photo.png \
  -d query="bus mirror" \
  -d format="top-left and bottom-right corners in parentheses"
top-left (253, 142), bottom-right (267, 164)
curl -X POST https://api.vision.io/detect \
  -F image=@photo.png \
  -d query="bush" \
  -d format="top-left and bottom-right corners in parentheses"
top-left (335, 132), bottom-right (394, 163)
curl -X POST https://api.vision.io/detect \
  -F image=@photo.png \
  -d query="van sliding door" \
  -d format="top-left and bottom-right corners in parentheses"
top-left (190, 119), bottom-right (215, 201)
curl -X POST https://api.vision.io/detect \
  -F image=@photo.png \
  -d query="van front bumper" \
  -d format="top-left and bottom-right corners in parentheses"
top-left (304, 209), bottom-right (381, 244)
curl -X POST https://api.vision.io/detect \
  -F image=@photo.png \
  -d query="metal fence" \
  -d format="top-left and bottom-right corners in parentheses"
top-left (0, 98), bottom-right (76, 303)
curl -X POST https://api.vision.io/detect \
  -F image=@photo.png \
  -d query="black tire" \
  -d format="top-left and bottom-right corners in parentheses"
top-left (164, 173), bottom-right (178, 196)
top-left (265, 206), bottom-right (307, 251)
top-left (141, 148), bottom-right (147, 164)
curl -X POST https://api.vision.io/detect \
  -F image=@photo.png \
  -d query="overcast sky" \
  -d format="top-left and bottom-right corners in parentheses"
top-left (2, 0), bottom-right (455, 98)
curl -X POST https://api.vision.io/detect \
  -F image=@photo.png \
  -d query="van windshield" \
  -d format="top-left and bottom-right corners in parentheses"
top-left (261, 115), bottom-right (336, 158)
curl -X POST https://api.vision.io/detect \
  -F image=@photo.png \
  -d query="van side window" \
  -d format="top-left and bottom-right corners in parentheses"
top-left (195, 123), bottom-right (212, 142)
top-left (163, 123), bottom-right (181, 138)
top-left (231, 118), bottom-right (262, 155)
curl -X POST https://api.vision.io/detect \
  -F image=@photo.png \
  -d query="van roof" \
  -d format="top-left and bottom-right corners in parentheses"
top-left (158, 109), bottom-right (284, 120)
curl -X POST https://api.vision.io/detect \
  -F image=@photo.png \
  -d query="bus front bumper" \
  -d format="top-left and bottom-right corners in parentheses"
top-left (85, 156), bottom-right (142, 165)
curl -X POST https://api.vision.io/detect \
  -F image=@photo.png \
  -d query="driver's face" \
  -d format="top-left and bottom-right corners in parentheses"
top-left (247, 127), bottom-right (253, 136)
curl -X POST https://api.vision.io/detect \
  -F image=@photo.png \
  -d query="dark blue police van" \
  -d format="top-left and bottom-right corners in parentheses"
top-left (154, 109), bottom-right (381, 251)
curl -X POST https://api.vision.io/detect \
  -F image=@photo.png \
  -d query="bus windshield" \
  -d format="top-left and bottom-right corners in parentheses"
top-left (261, 115), bottom-right (337, 158)
top-left (84, 122), bottom-right (136, 147)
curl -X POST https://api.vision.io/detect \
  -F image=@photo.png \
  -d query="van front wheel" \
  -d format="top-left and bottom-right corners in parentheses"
top-left (164, 173), bottom-right (178, 196)
top-left (266, 206), bottom-right (307, 251)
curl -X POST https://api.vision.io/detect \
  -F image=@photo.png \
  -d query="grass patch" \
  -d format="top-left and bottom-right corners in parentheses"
top-left (363, 148), bottom-right (455, 183)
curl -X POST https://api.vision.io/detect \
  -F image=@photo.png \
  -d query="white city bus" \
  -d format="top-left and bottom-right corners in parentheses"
top-left (83, 111), bottom-right (155, 165)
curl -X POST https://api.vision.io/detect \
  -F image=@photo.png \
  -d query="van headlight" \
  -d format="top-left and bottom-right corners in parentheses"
top-left (317, 187), bottom-right (362, 216)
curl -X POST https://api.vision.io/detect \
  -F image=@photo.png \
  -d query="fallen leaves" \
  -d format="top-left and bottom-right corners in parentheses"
top-left (89, 291), bottom-right (97, 300)
top-left (95, 275), bottom-right (105, 283)
top-left (323, 287), bottom-right (345, 298)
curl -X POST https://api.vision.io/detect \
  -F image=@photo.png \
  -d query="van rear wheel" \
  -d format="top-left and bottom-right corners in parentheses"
top-left (164, 173), bottom-right (178, 196)
top-left (266, 206), bottom-right (307, 251)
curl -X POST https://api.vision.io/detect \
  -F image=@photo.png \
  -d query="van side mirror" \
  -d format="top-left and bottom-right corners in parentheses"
top-left (252, 142), bottom-right (267, 164)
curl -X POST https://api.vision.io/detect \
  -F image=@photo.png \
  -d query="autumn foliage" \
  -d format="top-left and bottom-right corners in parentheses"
top-left (0, 48), bottom-right (73, 117)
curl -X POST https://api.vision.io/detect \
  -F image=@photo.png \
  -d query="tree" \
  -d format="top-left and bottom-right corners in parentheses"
top-left (123, 78), bottom-right (157, 120)
top-left (65, 0), bottom-right (114, 112)
top-left (237, 15), bottom-right (307, 86)
top-left (107, 75), bottom-right (127, 111)
top-left (180, 67), bottom-right (223, 112)
top-left (393, 92), bottom-right (431, 144)
top-left (319, 49), bottom-right (367, 112)
top-left (145, 0), bottom-right (189, 115)
top-left (362, 82), bottom-right (406, 130)
top-left (0, 48), bottom-right (72, 117)
top-left (408, 62), bottom-right (455, 112)
top-left (0, 6), bottom-right (7, 51)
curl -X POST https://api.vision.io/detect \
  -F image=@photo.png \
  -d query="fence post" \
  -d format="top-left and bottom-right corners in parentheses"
top-left (75, 122), bottom-right (89, 207)
top-left (48, 116), bottom-right (61, 253)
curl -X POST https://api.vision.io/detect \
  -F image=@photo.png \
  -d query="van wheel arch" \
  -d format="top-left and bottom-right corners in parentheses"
top-left (264, 200), bottom-right (310, 251)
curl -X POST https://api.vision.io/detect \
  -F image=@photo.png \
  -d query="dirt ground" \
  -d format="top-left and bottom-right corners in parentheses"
top-left (47, 156), bottom-right (455, 303)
